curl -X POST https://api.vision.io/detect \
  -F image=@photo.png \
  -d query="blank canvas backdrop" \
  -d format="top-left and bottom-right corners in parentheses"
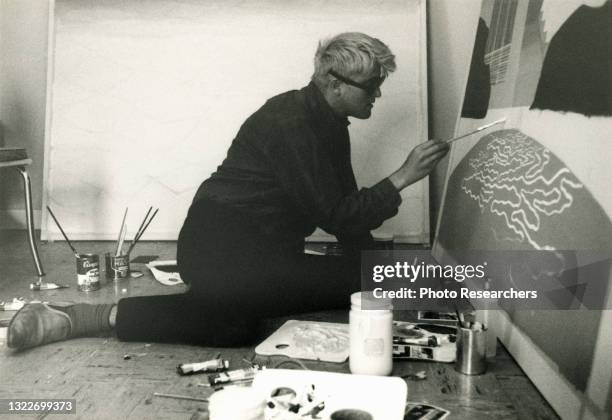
top-left (43, 0), bottom-right (428, 242)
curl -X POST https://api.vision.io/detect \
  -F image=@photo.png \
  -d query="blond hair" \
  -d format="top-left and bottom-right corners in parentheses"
top-left (313, 32), bottom-right (396, 87)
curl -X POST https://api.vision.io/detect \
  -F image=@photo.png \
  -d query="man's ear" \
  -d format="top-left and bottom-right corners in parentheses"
top-left (329, 78), bottom-right (342, 95)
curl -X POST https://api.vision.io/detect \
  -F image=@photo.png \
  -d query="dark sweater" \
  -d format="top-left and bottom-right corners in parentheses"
top-left (194, 82), bottom-right (401, 248)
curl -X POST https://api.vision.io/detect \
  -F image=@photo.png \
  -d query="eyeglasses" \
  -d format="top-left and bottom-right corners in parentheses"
top-left (328, 70), bottom-right (384, 95)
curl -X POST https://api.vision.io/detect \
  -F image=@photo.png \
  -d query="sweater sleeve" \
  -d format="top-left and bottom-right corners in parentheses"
top-left (264, 117), bottom-right (402, 237)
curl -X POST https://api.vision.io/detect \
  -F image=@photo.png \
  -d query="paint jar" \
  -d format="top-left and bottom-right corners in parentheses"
top-left (76, 253), bottom-right (100, 291)
top-left (349, 292), bottom-right (393, 376)
top-left (455, 323), bottom-right (487, 375)
top-left (105, 252), bottom-right (130, 280)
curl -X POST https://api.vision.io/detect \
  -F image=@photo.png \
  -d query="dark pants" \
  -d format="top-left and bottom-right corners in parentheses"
top-left (115, 199), bottom-right (360, 346)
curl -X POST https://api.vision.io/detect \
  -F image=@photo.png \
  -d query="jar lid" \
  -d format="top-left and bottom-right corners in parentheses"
top-left (351, 291), bottom-right (393, 310)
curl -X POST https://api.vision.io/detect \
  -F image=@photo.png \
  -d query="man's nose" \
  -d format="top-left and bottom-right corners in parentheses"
top-left (373, 86), bottom-right (382, 98)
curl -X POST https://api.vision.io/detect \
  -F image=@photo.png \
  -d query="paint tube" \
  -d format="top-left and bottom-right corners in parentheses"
top-left (393, 335), bottom-right (438, 347)
top-left (208, 365), bottom-right (261, 386)
top-left (29, 283), bottom-right (69, 291)
top-left (0, 298), bottom-right (26, 311)
top-left (177, 358), bottom-right (229, 376)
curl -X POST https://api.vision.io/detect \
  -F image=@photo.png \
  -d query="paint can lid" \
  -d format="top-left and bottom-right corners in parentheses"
top-left (351, 291), bottom-right (393, 311)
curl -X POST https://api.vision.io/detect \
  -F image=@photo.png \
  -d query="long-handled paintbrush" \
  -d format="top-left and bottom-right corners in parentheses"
top-left (46, 206), bottom-right (80, 258)
top-left (114, 207), bottom-right (128, 256)
top-left (126, 208), bottom-right (158, 256)
top-left (446, 118), bottom-right (506, 144)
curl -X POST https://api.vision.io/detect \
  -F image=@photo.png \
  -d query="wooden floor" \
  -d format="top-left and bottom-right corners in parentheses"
top-left (0, 230), bottom-right (559, 419)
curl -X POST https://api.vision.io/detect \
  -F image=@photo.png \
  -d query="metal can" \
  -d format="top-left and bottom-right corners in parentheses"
top-left (76, 253), bottom-right (100, 291)
top-left (105, 252), bottom-right (130, 280)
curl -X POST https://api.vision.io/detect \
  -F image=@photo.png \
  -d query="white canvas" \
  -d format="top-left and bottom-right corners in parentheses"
top-left (43, 0), bottom-right (429, 242)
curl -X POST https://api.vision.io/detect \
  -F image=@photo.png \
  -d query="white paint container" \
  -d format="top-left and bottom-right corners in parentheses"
top-left (349, 292), bottom-right (393, 376)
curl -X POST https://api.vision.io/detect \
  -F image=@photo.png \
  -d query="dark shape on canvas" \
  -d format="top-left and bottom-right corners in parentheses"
top-left (531, 3), bottom-right (612, 116)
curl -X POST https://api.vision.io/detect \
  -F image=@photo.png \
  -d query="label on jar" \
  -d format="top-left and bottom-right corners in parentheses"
top-left (363, 338), bottom-right (384, 356)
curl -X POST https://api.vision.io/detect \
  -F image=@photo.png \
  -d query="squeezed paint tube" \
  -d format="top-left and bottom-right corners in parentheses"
top-left (0, 298), bottom-right (26, 311)
top-left (208, 365), bottom-right (261, 386)
top-left (29, 283), bottom-right (69, 291)
top-left (177, 358), bottom-right (230, 376)
top-left (393, 335), bottom-right (438, 347)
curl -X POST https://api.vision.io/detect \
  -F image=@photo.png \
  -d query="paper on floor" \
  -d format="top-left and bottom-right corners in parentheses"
top-left (146, 260), bottom-right (184, 286)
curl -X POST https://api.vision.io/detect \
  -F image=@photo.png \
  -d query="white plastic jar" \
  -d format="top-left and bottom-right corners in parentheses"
top-left (349, 291), bottom-right (393, 376)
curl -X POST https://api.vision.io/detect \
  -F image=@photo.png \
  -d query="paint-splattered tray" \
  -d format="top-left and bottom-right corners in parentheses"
top-left (252, 369), bottom-right (407, 419)
top-left (255, 320), bottom-right (349, 363)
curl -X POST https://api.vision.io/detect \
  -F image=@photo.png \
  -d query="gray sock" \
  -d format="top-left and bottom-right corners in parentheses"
top-left (50, 303), bottom-right (115, 337)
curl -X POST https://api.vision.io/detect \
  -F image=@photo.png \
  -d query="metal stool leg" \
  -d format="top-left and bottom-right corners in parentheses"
top-left (16, 166), bottom-right (45, 277)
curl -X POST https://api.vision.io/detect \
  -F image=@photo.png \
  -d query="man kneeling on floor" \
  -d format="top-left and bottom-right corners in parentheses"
top-left (8, 32), bottom-right (448, 350)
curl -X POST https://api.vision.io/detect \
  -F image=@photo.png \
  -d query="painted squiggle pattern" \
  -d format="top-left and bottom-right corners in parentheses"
top-left (461, 130), bottom-right (583, 250)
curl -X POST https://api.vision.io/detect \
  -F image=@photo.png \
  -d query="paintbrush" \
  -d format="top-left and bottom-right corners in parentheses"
top-left (133, 206), bottom-right (152, 242)
top-left (152, 392), bottom-right (208, 403)
top-left (116, 223), bottom-right (128, 257)
top-left (446, 118), bottom-right (507, 144)
top-left (126, 208), bottom-right (159, 256)
top-left (46, 206), bottom-right (80, 257)
top-left (136, 208), bottom-right (158, 241)
top-left (114, 208), bottom-right (128, 256)
top-left (127, 208), bottom-right (157, 254)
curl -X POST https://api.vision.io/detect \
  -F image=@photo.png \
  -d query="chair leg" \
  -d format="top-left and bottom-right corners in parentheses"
top-left (16, 166), bottom-right (45, 277)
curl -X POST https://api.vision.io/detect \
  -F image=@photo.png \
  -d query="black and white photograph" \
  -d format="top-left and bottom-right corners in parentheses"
top-left (404, 402), bottom-right (450, 420)
top-left (0, 0), bottom-right (610, 418)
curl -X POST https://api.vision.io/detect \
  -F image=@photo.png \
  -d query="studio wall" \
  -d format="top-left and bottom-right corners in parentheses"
top-left (0, 0), bottom-right (49, 229)
top-left (42, 0), bottom-right (429, 242)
